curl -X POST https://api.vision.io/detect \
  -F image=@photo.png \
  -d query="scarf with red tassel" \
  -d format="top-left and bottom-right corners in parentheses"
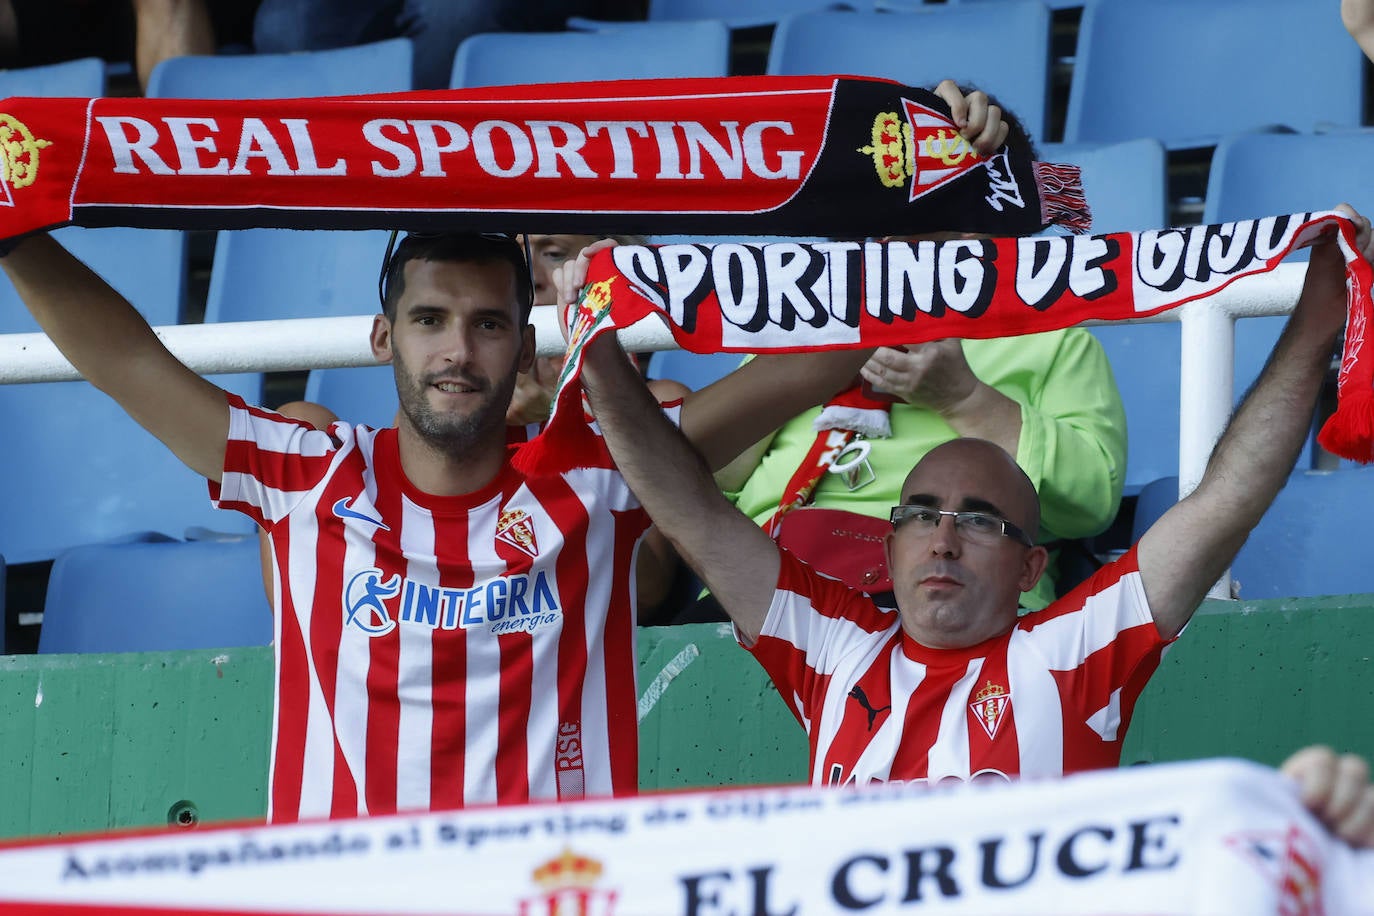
top-left (512, 211), bottom-right (1374, 478)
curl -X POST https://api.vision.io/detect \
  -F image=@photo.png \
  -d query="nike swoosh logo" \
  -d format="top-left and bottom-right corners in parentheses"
top-left (332, 497), bottom-right (391, 531)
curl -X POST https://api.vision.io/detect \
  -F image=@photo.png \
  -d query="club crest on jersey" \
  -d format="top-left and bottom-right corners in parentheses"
top-left (858, 99), bottom-right (985, 204)
top-left (496, 507), bottom-right (539, 558)
top-left (969, 680), bottom-right (1012, 740)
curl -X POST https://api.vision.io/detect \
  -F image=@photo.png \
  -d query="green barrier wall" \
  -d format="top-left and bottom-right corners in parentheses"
top-left (2, 596), bottom-right (1372, 840)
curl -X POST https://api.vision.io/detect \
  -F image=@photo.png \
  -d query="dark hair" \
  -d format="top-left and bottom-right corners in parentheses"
top-left (379, 232), bottom-right (534, 324)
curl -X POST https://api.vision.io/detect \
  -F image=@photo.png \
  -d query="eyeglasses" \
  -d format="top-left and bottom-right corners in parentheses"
top-left (377, 230), bottom-right (534, 312)
top-left (888, 504), bottom-right (1034, 547)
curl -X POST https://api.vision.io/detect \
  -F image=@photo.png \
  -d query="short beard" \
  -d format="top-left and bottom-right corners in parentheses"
top-left (393, 356), bottom-right (518, 455)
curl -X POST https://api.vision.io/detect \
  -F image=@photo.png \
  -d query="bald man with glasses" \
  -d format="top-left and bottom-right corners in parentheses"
top-left (571, 204), bottom-right (1374, 789)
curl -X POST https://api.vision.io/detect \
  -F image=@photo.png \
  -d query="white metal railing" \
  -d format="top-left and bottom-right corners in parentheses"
top-left (0, 262), bottom-right (1313, 596)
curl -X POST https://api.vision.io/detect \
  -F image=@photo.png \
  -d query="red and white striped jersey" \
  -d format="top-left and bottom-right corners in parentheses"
top-left (746, 545), bottom-right (1171, 787)
top-left (211, 395), bottom-right (650, 822)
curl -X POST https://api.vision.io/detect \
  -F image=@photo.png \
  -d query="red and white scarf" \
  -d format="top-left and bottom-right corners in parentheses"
top-left (514, 212), bottom-right (1374, 476)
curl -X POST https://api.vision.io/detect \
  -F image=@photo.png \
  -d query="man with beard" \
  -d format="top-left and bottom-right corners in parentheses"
top-left (0, 230), bottom-right (869, 822)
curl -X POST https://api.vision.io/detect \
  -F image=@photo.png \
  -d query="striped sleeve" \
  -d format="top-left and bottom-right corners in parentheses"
top-left (745, 549), bottom-right (897, 727)
top-left (1017, 544), bottom-right (1172, 752)
top-left (210, 392), bottom-right (345, 528)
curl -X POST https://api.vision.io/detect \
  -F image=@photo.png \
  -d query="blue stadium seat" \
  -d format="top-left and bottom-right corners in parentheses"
top-left (1203, 130), bottom-right (1374, 447)
top-left (944, 0), bottom-right (1081, 8)
top-left (766, 3), bottom-right (1053, 142)
top-left (1040, 140), bottom-right (1167, 236)
top-left (38, 538), bottom-right (272, 654)
top-left (1231, 469), bottom-right (1374, 600)
top-left (0, 373), bottom-right (262, 565)
top-left (303, 364), bottom-right (397, 429)
top-left (145, 38), bottom-right (413, 99)
top-left (573, 0), bottom-right (869, 30)
top-left (0, 56), bottom-right (104, 97)
top-left (1129, 475), bottom-right (1178, 542)
top-left (1128, 470), bottom-right (1374, 600)
top-left (451, 22), bottom-right (730, 88)
top-left (1065, 0), bottom-right (1364, 149)
top-left (203, 228), bottom-right (390, 324)
top-left (1038, 140), bottom-right (1172, 494)
top-left (0, 227), bottom-right (187, 332)
top-left (646, 349), bottom-right (744, 392)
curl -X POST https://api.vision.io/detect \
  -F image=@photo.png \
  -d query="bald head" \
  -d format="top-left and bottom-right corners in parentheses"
top-left (901, 439), bottom-right (1040, 537)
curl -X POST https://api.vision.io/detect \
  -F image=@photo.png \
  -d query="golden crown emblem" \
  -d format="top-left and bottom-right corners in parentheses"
top-left (972, 680), bottom-right (1008, 703)
top-left (532, 847), bottom-right (604, 891)
top-left (857, 111), bottom-right (912, 189)
top-left (0, 114), bottom-right (50, 191)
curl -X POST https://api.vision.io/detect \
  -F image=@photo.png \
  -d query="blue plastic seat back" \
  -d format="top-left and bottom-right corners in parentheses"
top-left (579, 0), bottom-right (867, 29)
top-left (1040, 139), bottom-right (1167, 236)
top-left (1204, 130), bottom-right (1374, 416)
top-left (1065, 0), bottom-right (1364, 149)
top-left (0, 227), bottom-right (187, 333)
top-left (942, 0), bottom-right (1082, 8)
top-left (645, 349), bottom-right (744, 392)
top-left (1231, 469), bottom-right (1374, 600)
top-left (1038, 140), bottom-right (1172, 494)
top-left (0, 373), bottom-right (262, 565)
top-left (38, 538), bottom-right (273, 654)
top-left (451, 21), bottom-right (730, 88)
top-left (146, 37), bottom-right (413, 99)
top-left (1129, 475), bottom-right (1179, 543)
top-left (204, 228), bottom-right (390, 324)
top-left (767, 4), bottom-right (1053, 142)
top-left (0, 56), bottom-right (104, 97)
top-left (304, 364), bottom-right (397, 430)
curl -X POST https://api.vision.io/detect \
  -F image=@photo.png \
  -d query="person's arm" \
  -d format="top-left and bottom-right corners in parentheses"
top-left (1282, 745), bottom-right (1374, 847)
top-left (0, 234), bottom-right (230, 481)
top-left (258, 400), bottom-right (340, 606)
top-left (1344, 0), bottom-right (1374, 63)
top-left (1136, 206), bottom-right (1373, 639)
top-left (581, 331), bottom-right (781, 642)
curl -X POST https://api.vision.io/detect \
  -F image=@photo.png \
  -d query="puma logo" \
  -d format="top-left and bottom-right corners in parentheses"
top-left (848, 685), bottom-right (891, 731)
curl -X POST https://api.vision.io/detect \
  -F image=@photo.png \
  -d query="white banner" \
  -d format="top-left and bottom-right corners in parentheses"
top-left (0, 759), bottom-right (1369, 915)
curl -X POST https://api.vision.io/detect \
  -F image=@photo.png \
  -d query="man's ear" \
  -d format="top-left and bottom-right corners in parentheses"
top-left (517, 322), bottom-right (536, 374)
top-left (370, 314), bottom-right (394, 364)
top-left (1018, 545), bottom-right (1051, 592)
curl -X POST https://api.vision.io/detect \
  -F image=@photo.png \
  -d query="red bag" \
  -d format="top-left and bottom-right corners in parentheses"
top-left (774, 507), bottom-right (892, 594)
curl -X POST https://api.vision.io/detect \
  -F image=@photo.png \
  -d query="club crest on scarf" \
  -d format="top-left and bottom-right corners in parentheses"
top-left (0, 114), bottom-right (50, 206)
top-left (859, 99), bottom-right (985, 204)
top-left (496, 507), bottom-right (540, 559)
top-left (969, 680), bottom-right (1012, 740)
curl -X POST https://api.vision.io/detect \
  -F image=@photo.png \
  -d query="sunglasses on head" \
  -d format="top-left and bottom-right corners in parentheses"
top-left (377, 230), bottom-right (534, 312)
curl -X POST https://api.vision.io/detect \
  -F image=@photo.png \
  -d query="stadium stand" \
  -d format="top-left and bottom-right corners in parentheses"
top-left (0, 372), bottom-right (263, 566)
top-left (571, 0), bottom-right (872, 30)
top-left (144, 37), bottom-right (414, 99)
top-left (0, 56), bottom-right (104, 97)
top-left (766, 3), bottom-right (1053, 142)
top-left (1204, 130), bottom-right (1374, 422)
top-left (1064, 0), bottom-right (1365, 149)
top-left (450, 20), bottom-right (731, 87)
top-left (1131, 469), bottom-right (1374, 601)
top-left (37, 538), bottom-right (272, 654)
top-left (0, 228), bottom-right (188, 332)
top-left (302, 363), bottom-right (397, 430)
top-left (1039, 139), bottom-right (1176, 494)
